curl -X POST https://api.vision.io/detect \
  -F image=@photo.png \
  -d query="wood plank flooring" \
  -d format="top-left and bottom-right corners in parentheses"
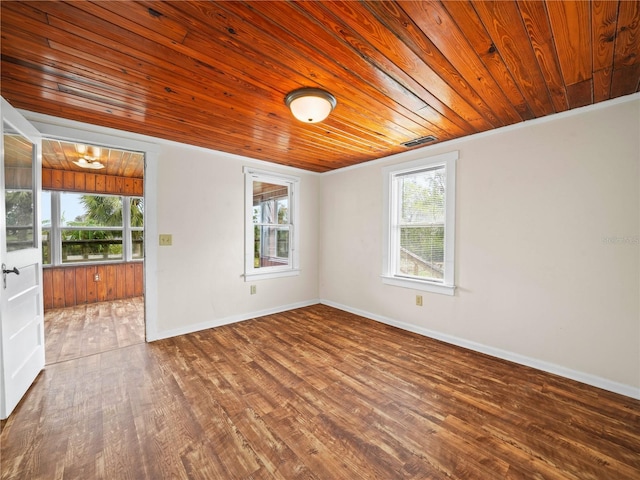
top-left (2, 304), bottom-right (639, 479)
top-left (44, 296), bottom-right (145, 365)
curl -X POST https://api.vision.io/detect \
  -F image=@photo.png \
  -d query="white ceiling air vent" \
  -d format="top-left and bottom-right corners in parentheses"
top-left (401, 136), bottom-right (437, 148)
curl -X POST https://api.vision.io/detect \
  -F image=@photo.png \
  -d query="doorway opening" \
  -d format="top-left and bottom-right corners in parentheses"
top-left (40, 139), bottom-right (145, 364)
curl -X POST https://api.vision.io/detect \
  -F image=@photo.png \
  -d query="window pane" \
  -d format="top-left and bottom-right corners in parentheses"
top-left (42, 228), bottom-right (51, 265)
top-left (276, 229), bottom-right (289, 257)
top-left (252, 205), bottom-right (261, 225)
top-left (400, 168), bottom-right (445, 224)
top-left (262, 199), bottom-right (276, 224)
top-left (61, 229), bottom-right (123, 263)
top-left (253, 181), bottom-right (288, 224)
top-left (42, 192), bottom-right (51, 264)
top-left (131, 230), bottom-right (144, 259)
top-left (254, 225), bottom-right (289, 268)
top-left (254, 224), bottom-right (261, 267)
top-left (130, 197), bottom-right (144, 227)
top-left (60, 193), bottom-right (122, 227)
top-left (396, 166), bottom-right (446, 281)
top-left (252, 178), bottom-right (291, 270)
top-left (5, 190), bottom-right (34, 251)
top-left (400, 226), bottom-right (444, 280)
top-left (41, 191), bottom-right (51, 227)
top-left (4, 122), bottom-right (36, 252)
top-left (277, 198), bottom-right (288, 224)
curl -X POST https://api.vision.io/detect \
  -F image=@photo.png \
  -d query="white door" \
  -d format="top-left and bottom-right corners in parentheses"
top-left (0, 97), bottom-right (45, 419)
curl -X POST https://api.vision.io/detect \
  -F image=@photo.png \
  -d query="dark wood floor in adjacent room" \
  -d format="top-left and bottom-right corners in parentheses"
top-left (44, 296), bottom-right (145, 365)
top-left (1, 304), bottom-right (639, 479)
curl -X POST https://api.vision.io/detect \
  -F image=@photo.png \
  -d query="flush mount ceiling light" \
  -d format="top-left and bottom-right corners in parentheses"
top-left (285, 88), bottom-right (337, 123)
top-left (73, 145), bottom-right (105, 170)
top-left (73, 158), bottom-right (105, 170)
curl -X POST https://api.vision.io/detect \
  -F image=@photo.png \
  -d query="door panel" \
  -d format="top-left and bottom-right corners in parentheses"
top-left (5, 263), bottom-right (38, 298)
top-left (0, 97), bottom-right (44, 419)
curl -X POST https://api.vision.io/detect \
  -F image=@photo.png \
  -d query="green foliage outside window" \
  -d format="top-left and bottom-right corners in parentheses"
top-left (5, 190), bottom-right (34, 251)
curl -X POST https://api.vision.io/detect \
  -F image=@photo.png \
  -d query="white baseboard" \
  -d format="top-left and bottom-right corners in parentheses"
top-left (147, 298), bottom-right (321, 341)
top-left (320, 299), bottom-right (640, 400)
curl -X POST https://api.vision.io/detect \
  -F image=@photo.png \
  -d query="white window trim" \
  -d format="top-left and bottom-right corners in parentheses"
top-left (244, 167), bottom-right (300, 281)
top-left (381, 151), bottom-right (457, 296)
top-left (123, 194), bottom-right (132, 261)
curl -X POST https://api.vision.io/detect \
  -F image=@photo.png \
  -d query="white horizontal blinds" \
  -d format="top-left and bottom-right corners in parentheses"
top-left (396, 165), bottom-right (446, 282)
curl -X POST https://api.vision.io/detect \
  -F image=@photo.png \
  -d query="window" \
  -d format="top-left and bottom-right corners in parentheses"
top-left (5, 189), bottom-right (35, 251)
top-left (42, 191), bottom-right (144, 265)
top-left (244, 167), bottom-right (299, 280)
top-left (129, 197), bottom-right (144, 259)
top-left (4, 121), bottom-right (36, 252)
top-left (41, 191), bottom-right (52, 264)
top-left (382, 151), bottom-right (457, 295)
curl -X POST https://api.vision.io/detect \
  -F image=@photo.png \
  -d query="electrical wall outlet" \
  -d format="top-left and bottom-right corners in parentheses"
top-left (159, 234), bottom-right (173, 246)
top-left (94, 273), bottom-right (100, 282)
top-left (416, 295), bottom-right (423, 306)
top-left (250, 285), bottom-right (257, 295)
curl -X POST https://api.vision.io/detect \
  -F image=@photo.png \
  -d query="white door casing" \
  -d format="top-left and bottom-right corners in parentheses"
top-left (0, 97), bottom-right (45, 419)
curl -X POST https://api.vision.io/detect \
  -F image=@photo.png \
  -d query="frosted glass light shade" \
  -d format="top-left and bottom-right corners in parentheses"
top-left (285, 88), bottom-right (336, 123)
top-left (73, 158), bottom-right (105, 169)
top-left (74, 144), bottom-right (104, 169)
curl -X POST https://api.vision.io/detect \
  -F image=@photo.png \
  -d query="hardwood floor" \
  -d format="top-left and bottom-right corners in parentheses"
top-left (44, 296), bottom-right (145, 365)
top-left (1, 304), bottom-right (639, 479)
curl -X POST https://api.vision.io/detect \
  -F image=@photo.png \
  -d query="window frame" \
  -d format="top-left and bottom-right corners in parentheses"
top-left (382, 151), bottom-right (457, 296)
top-left (43, 190), bottom-right (144, 266)
top-left (244, 167), bottom-right (300, 281)
top-left (128, 197), bottom-right (144, 260)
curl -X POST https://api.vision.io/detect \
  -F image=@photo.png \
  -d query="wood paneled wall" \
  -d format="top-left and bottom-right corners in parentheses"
top-left (4, 168), bottom-right (143, 195)
top-left (42, 168), bottom-right (143, 195)
top-left (43, 263), bottom-right (144, 311)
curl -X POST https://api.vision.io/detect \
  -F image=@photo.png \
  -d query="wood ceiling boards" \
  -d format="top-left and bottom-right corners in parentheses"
top-left (1, 1), bottom-right (639, 173)
top-left (42, 140), bottom-right (145, 179)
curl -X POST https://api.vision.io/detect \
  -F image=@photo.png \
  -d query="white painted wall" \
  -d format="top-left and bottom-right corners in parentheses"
top-left (319, 97), bottom-right (640, 396)
top-left (153, 144), bottom-right (319, 337)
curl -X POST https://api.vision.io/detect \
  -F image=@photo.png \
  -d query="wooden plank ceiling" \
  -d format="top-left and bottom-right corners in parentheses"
top-left (42, 140), bottom-right (145, 179)
top-left (2, 1), bottom-right (639, 173)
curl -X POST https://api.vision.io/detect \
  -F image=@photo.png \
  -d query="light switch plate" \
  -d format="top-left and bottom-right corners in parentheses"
top-left (159, 234), bottom-right (172, 246)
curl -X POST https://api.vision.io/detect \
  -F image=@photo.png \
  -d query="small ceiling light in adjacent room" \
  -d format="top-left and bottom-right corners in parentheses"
top-left (73, 158), bottom-right (105, 170)
top-left (73, 145), bottom-right (105, 169)
top-left (285, 88), bottom-right (337, 123)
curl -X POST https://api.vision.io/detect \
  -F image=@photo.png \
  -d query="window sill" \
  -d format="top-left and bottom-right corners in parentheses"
top-left (244, 269), bottom-right (300, 282)
top-left (43, 259), bottom-right (144, 268)
top-left (381, 275), bottom-right (455, 296)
